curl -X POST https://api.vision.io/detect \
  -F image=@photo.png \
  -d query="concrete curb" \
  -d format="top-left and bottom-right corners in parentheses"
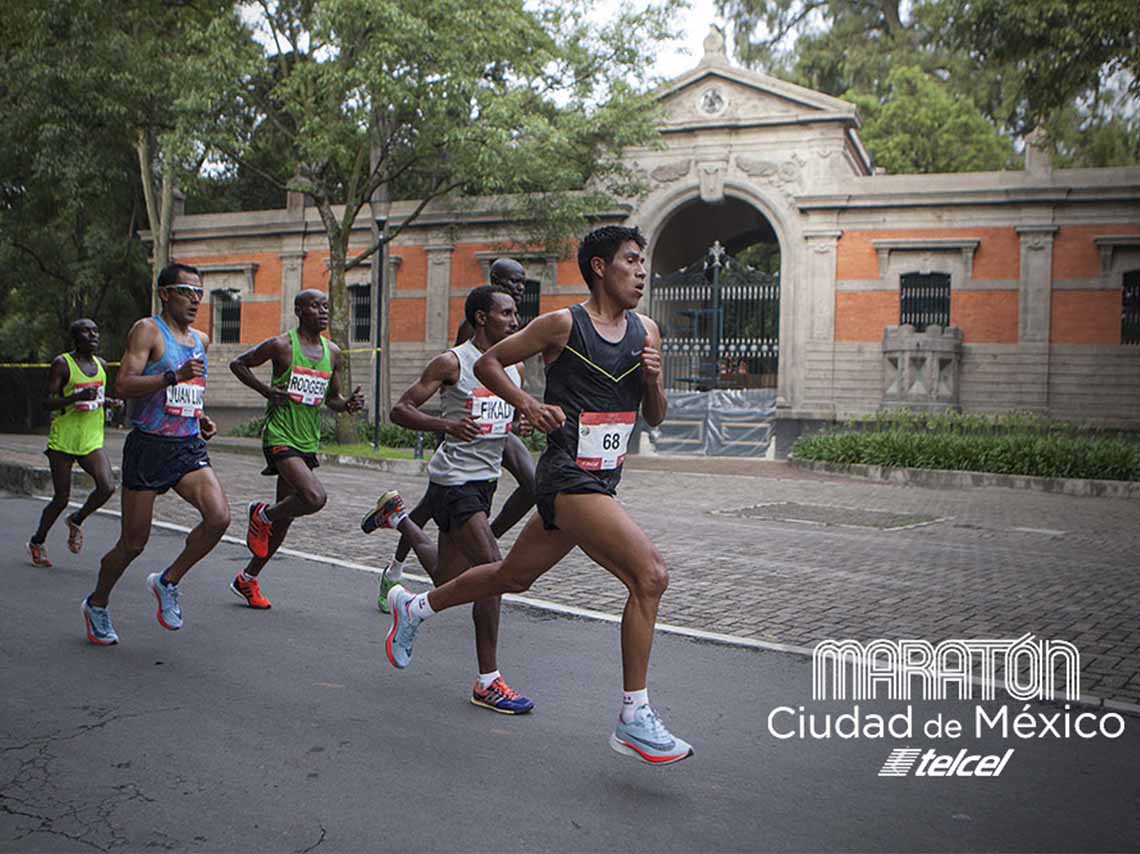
top-left (790, 458), bottom-right (1140, 499)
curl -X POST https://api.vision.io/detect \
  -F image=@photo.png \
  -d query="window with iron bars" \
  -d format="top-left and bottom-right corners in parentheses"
top-left (518, 279), bottom-right (541, 326)
top-left (899, 272), bottom-right (951, 332)
top-left (349, 284), bottom-right (372, 343)
top-left (211, 289), bottom-right (241, 343)
top-left (1124, 270), bottom-right (1140, 346)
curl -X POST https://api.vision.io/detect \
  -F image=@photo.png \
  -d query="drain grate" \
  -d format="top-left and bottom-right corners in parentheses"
top-left (719, 501), bottom-right (943, 531)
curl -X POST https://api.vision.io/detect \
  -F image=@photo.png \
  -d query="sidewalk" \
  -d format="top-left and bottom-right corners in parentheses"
top-left (3, 429), bottom-right (1139, 709)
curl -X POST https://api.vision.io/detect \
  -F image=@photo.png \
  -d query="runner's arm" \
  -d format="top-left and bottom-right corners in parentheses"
top-left (475, 309), bottom-right (571, 433)
top-left (115, 319), bottom-right (174, 398)
top-left (98, 356), bottom-right (124, 409)
top-left (230, 336), bottom-right (291, 405)
top-left (43, 356), bottom-right (83, 410)
top-left (324, 342), bottom-right (364, 414)
top-left (390, 353), bottom-right (478, 440)
top-left (638, 315), bottom-right (667, 427)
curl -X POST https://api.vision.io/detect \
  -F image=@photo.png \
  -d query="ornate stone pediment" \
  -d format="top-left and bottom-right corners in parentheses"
top-left (655, 66), bottom-right (858, 131)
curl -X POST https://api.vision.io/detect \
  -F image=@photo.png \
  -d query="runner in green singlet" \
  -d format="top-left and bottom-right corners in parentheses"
top-left (28, 318), bottom-right (124, 567)
top-left (228, 289), bottom-right (364, 608)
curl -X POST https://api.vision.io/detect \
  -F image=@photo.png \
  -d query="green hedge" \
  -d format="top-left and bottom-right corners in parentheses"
top-left (793, 413), bottom-right (1140, 482)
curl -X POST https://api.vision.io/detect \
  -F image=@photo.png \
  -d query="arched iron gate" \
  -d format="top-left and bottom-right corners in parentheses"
top-left (646, 241), bottom-right (780, 456)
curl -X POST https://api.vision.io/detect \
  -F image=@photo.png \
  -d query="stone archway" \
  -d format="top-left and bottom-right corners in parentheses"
top-left (641, 195), bottom-right (783, 456)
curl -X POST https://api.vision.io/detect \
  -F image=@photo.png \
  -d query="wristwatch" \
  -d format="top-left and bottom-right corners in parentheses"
top-left (163, 370), bottom-right (177, 386)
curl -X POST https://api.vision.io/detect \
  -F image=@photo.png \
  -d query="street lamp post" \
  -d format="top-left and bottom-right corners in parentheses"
top-left (371, 215), bottom-right (387, 451)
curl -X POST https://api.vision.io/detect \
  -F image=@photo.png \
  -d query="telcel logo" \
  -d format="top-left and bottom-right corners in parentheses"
top-left (879, 747), bottom-right (1014, 777)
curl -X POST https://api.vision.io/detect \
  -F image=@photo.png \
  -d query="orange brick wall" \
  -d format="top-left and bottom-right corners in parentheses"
top-left (558, 258), bottom-right (584, 287)
top-left (394, 245), bottom-right (426, 291)
top-left (951, 291), bottom-right (1019, 344)
top-left (301, 250), bottom-right (331, 292)
top-left (1052, 224), bottom-right (1140, 279)
top-left (179, 252), bottom-right (284, 296)
top-left (391, 299), bottom-right (426, 342)
top-left (1051, 291), bottom-right (1123, 344)
top-left (451, 243), bottom-right (490, 290)
top-left (835, 292), bottom-right (898, 341)
top-left (836, 228), bottom-right (1020, 281)
top-left (241, 301), bottom-right (281, 344)
top-left (540, 294), bottom-right (585, 313)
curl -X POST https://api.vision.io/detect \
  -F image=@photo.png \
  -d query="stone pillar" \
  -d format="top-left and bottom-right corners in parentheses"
top-left (279, 250), bottom-right (307, 331)
top-left (804, 230), bottom-right (841, 341)
top-left (425, 244), bottom-right (454, 350)
top-left (1016, 224), bottom-right (1057, 411)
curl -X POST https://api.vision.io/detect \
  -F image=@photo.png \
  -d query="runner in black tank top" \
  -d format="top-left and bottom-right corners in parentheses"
top-left (534, 304), bottom-right (645, 528)
top-left (382, 226), bottom-right (694, 765)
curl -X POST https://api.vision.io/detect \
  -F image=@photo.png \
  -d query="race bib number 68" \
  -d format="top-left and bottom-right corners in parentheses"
top-left (576, 411), bottom-right (635, 471)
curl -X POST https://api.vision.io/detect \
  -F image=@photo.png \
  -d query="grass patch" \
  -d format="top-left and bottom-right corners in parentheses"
top-left (323, 442), bottom-right (421, 461)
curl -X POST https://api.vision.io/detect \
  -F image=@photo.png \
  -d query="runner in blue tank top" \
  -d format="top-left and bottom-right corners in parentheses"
top-left (383, 226), bottom-right (693, 765)
top-left (82, 263), bottom-right (231, 647)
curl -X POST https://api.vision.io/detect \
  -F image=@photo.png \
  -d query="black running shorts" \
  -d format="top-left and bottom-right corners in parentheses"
top-left (425, 479), bottom-right (498, 532)
top-left (122, 429), bottom-right (210, 494)
top-left (261, 444), bottom-right (321, 477)
top-left (533, 446), bottom-right (618, 530)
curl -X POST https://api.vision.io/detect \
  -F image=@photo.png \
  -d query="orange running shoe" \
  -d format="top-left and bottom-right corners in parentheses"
top-left (66, 514), bottom-right (83, 554)
top-left (230, 573), bottom-right (271, 609)
top-left (28, 541), bottom-right (52, 568)
top-left (246, 501), bottom-right (272, 558)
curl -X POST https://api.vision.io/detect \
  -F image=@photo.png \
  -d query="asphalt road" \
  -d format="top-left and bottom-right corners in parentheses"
top-left (2, 494), bottom-right (1138, 853)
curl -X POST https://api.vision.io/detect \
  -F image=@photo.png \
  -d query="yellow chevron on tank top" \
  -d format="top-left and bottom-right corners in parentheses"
top-left (561, 344), bottom-right (642, 383)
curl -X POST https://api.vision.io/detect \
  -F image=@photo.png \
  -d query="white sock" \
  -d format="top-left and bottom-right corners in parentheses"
top-left (240, 572), bottom-right (257, 582)
top-left (386, 559), bottom-right (404, 581)
top-left (257, 504), bottom-right (271, 524)
top-left (408, 592), bottom-right (434, 621)
top-left (621, 689), bottom-right (649, 723)
top-left (477, 670), bottom-right (501, 690)
top-left (391, 509), bottom-right (409, 529)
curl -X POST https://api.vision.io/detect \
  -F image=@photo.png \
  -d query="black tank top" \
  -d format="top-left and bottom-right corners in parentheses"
top-left (544, 304), bottom-right (646, 486)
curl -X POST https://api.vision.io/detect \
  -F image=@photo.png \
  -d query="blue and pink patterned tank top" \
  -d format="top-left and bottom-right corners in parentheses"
top-left (130, 316), bottom-right (207, 437)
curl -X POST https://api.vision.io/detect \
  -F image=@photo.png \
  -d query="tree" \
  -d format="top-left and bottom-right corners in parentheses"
top-left (941, 0), bottom-right (1140, 128)
top-left (845, 67), bottom-right (1014, 174)
top-left (0, 0), bottom-right (152, 361)
top-left (717, 0), bottom-right (1140, 167)
top-left (199, 0), bottom-right (678, 438)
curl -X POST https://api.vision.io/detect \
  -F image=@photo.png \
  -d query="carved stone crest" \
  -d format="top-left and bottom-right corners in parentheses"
top-left (650, 159), bottom-right (691, 183)
top-left (698, 86), bottom-right (726, 116)
top-left (699, 162), bottom-right (725, 203)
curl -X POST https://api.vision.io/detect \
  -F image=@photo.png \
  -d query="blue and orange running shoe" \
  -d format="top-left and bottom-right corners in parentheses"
top-left (385, 584), bottom-right (420, 669)
top-left (82, 597), bottom-right (118, 645)
top-left (610, 705), bottom-right (693, 766)
top-left (471, 677), bottom-right (535, 715)
top-left (146, 572), bottom-right (183, 631)
top-left (361, 490), bottom-right (407, 534)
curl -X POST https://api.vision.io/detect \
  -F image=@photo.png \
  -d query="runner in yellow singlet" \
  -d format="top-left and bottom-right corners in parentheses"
top-left (27, 319), bottom-right (123, 567)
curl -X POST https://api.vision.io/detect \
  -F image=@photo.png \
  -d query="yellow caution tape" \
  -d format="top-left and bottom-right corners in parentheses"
top-left (0, 361), bottom-right (122, 368)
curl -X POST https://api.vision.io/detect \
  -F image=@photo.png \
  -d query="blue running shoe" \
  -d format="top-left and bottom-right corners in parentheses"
top-left (471, 677), bottom-right (535, 715)
top-left (385, 585), bottom-right (420, 669)
top-left (361, 490), bottom-right (406, 534)
top-left (82, 597), bottom-right (118, 645)
top-left (146, 572), bottom-right (183, 631)
top-left (610, 705), bottom-right (694, 766)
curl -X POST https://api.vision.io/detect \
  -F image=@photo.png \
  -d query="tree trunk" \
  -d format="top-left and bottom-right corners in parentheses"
top-left (135, 130), bottom-right (175, 315)
top-left (326, 238), bottom-right (356, 444)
